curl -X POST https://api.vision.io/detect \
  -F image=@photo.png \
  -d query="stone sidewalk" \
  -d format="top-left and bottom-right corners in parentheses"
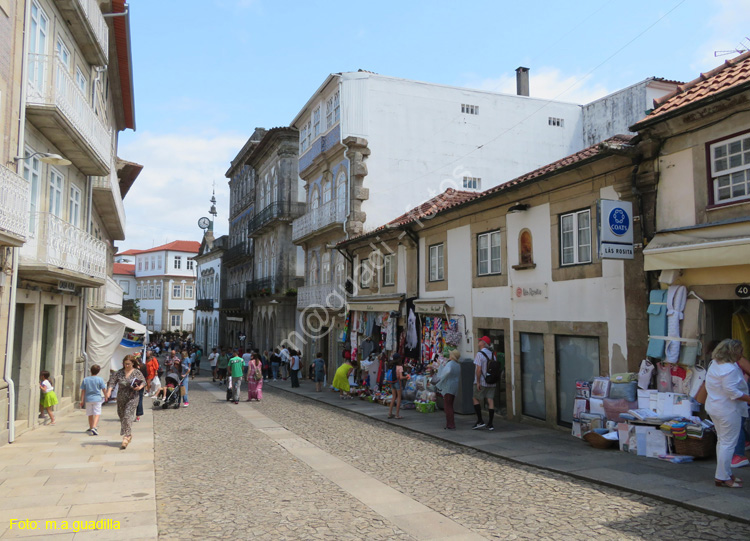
top-left (266, 379), bottom-right (750, 524)
top-left (0, 401), bottom-right (157, 540)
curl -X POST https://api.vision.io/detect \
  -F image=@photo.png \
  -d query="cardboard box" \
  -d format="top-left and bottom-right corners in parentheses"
top-left (637, 389), bottom-right (657, 410)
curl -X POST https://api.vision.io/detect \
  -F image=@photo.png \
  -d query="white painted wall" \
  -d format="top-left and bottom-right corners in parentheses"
top-left (656, 148), bottom-right (696, 230)
top-left (115, 275), bottom-right (136, 300)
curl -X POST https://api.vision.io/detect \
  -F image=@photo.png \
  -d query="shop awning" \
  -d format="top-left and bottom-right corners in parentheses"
top-left (644, 229), bottom-right (750, 271)
top-left (109, 313), bottom-right (148, 335)
top-left (413, 297), bottom-right (454, 315)
top-left (347, 295), bottom-right (403, 313)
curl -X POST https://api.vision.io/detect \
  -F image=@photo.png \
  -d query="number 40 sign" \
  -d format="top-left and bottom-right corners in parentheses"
top-left (736, 284), bottom-right (750, 298)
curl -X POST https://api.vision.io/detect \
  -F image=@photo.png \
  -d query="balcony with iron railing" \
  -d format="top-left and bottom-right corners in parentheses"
top-left (0, 164), bottom-right (30, 247)
top-left (291, 199), bottom-right (347, 243)
top-left (89, 276), bottom-right (123, 314)
top-left (57, 0), bottom-right (109, 65)
top-left (92, 160), bottom-right (126, 240)
top-left (19, 212), bottom-right (107, 287)
top-left (222, 297), bottom-right (246, 311)
top-left (222, 241), bottom-right (248, 267)
top-left (296, 281), bottom-right (347, 310)
top-left (196, 298), bottom-right (214, 311)
top-left (247, 201), bottom-right (306, 237)
top-left (26, 54), bottom-right (112, 176)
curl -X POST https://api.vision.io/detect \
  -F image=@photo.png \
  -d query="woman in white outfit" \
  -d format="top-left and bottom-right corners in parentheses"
top-left (705, 339), bottom-right (750, 488)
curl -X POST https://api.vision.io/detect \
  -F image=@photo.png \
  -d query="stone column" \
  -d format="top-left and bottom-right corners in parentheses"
top-left (343, 137), bottom-right (370, 237)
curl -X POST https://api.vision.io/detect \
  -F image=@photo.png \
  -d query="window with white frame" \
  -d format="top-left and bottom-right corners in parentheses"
top-left (463, 176), bottom-right (481, 190)
top-left (67, 185), bottom-right (81, 227)
top-left (75, 66), bottom-right (87, 95)
top-left (461, 104), bottom-right (479, 115)
top-left (171, 314), bottom-right (181, 328)
top-left (28, 1), bottom-right (49, 90)
top-left (313, 106), bottom-right (321, 138)
top-left (147, 313), bottom-right (154, 326)
top-left (136, 284), bottom-right (142, 297)
top-left (333, 91), bottom-right (340, 125)
top-left (429, 244), bottom-right (444, 281)
top-left (309, 255), bottom-right (319, 286)
top-left (150, 255), bottom-right (155, 270)
top-left (326, 95), bottom-right (335, 128)
top-left (360, 258), bottom-right (372, 289)
top-left (310, 186), bottom-right (320, 210)
top-left (548, 117), bottom-right (564, 127)
top-left (119, 280), bottom-right (130, 294)
top-left (158, 257), bottom-right (162, 269)
top-left (383, 253), bottom-right (395, 286)
top-left (187, 260), bottom-right (194, 270)
top-left (300, 123), bottom-right (309, 153)
top-left (173, 284), bottom-right (181, 298)
top-left (322, 177), bottom-right (332, 203)
top-left (49, 169), bottom-right (64, 218)
top-left (174, 256), bottom-right (181, 269)
top-left (148, 284), bottom-right (155, 299)
top-left (156, 283), bottom-right (161, 299)
top-left (23, 150), bottom-right (41, 233)
top-left (560, 209), bottom-right (592, 266)
top-left (711, 133), bottom-right (750, 203)
top-left (185, 285), bottom-right (194, 298)
top-left (138, 259), bottom-right (142, 271)
top-left (321, 252), bottom-right (330, 284)
top-left (477, 231), bottom-right (501, 275)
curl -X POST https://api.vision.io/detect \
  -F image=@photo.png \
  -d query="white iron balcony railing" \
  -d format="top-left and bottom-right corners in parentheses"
top-left (26, 54), bottom-right (112, 171)
top-left (0, 164), bottom-right (30, 245)
top-left (89, 276), bottom-right (123, 313)
top-left (75, 0), bottom-right (109, 60)
top-left (292, 199), bottom-right (347, 243)
top-left (297, 282), bottom-right (347, 310)
top-left (92, 159), bottom-right (126, 240)
top-left (21, 212), bottom-right (106, 282)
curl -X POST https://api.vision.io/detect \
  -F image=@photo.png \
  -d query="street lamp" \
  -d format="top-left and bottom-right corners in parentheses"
top-left (14, 152), bottom-right (72, 166)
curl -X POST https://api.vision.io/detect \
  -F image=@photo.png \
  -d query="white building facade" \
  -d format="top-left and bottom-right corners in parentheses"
top-left (194, 234), bottom-right (225, 353)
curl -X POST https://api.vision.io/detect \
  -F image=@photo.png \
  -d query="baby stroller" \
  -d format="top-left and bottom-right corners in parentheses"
top-left (152, 373), bottom-right (183, 409)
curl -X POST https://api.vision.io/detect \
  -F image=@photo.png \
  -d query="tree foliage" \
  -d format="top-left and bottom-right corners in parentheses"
top-left (120, 298), bottom-right (141, 322)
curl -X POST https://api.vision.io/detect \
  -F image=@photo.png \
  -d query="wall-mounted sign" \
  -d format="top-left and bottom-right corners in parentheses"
top-left (736, 284), bottom-right (750, 298)
top-left (512, 283), bottom-right (548, 300)
top-left (598, 199), bottom-right (634, 260)
top-left (58, 280), bottom-right (76, 293)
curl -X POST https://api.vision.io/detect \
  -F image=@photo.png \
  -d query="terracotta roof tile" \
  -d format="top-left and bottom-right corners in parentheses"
top-left (640, 51), bottom-right (750, 123)
top-left (113, 263), bottom-right (135, 276)
top-left (116, 240), bottom-right (200, 256)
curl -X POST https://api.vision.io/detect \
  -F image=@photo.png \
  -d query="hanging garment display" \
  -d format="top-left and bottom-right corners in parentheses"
top-left (665, 285), bottom-right (687, 363)
top-left (646, 290), bottom-right (668, 359)
top-left (420, 317), bottom-right (458, 362)
top-left (732, 309), bottom-right (750, 359)
top-left (406, 308), bottom-right (418, 350)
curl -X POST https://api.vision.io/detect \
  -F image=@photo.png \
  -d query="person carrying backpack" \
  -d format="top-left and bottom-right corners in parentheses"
top-left (472, 336), bottom-right (498, 431)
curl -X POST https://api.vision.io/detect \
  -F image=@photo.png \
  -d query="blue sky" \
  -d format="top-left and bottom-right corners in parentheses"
top-left (117, 0), bottom-right (749, 251)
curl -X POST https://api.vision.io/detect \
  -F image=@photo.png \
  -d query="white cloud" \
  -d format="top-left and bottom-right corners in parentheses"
top-left (692, 0), bottom-right (750, 72)
top-left (463, 66), bottom-right (610, 104)
top-left (117, 131), bottom-right (247, 252)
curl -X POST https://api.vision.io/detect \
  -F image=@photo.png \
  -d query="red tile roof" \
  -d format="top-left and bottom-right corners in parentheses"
top-left (340, 188), bottom-right (480, 246)
top-left (116, 240), bottom-right (200, 256)
top-left (635, 51), bottom-right (750, 126)
top-left (113, 263), bottom-right (135, 276)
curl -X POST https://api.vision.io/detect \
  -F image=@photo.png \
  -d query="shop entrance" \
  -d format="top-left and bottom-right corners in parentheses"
top-left (705, 299), bottom-right (750, 357)
top-left (520, 333), bottom-right (545, 420)
top-left (556, 335), bottom-right (599, 427)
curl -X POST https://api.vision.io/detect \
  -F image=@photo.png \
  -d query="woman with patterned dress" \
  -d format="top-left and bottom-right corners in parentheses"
top-left (246, 353), bottom-right (263, 401)
top-left (105, 355), bottom-right (145, 449)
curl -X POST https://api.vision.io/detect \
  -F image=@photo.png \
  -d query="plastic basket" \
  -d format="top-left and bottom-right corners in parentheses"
top-left (416, 401), bottom-right (436, 414)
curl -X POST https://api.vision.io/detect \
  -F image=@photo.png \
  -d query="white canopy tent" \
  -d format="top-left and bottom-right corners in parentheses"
top-left (86, 310), bottom-right (149, 373)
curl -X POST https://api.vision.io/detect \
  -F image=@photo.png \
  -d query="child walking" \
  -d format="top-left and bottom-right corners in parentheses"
top-left (39, 370), bottom-right (58, 425)
top-left (80, 364), bottom-right (106, 435)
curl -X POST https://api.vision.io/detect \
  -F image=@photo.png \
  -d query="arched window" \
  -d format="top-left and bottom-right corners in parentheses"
top-left (309, 254), bottom-right (319, 286)
top-left (263, 241), bottom-right (269, 278)
top-left (259, 182), bottom-right (266, 209)
top-left (336, 170), bottom-right (347, 217)
top-left (322, 177), bottom-right (332, 204)
top-left (310, 186), bottom-right (320, 210)
top-left (321, 251), bottom-right (331, 284)
top-left (264, 179), bottom-right (271, 208)
top-left (334, 252), bottom-right (345, 287)
top-left (272, 173), bottom-right (278, 204)
top-left (270, 239), bottom-right (276, 279)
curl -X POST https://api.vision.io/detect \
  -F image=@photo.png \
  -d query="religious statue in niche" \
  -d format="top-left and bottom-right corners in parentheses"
top-left (515, 228), bottom-right (535, 269)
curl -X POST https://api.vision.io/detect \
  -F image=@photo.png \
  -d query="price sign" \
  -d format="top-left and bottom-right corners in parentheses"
top-left (736, 284), bottom-right (750, 298)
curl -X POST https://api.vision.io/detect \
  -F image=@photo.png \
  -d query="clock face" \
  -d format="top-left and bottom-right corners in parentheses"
top-left (198, 217), bottom-right (211, 229)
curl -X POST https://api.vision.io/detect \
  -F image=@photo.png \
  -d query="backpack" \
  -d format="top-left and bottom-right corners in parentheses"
top-left (481, 350), bottom-right (500, 385)
top-left (252, 364), bottom-right (262, 381)
top-left (384, 368), bottom-right (395, 384)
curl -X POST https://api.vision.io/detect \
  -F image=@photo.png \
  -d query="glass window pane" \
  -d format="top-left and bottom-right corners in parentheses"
top-left (730, 154), bottom-right (742, 168)
top-left (556, 335), bottom-right (599, 425)
top-left (521, 333), bottom-right (545, 420)
top-left (729, 141), bottom-right (742, 154)
top-left (715, 158), bottom-right (728, 172)
top-left (714, 145), bottom-right (727, 159)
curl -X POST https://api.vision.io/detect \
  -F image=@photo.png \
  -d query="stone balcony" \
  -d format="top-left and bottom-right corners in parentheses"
top-left (26, 54), bottom-right (112, 176)
top-left (296, 282), bottom-right (347, 310)
top-left (57, 0), bottom-right (109, 65)
top-left (247, 201), bottom-right (306, 238)
top-left (0, 164), bottom-right (30, 247)
top-left (19, 212), bottom-right (107, 287)
top-left (291, 200), bottom-right (347, 244)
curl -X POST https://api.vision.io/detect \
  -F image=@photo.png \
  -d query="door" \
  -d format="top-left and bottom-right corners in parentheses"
top-left (556, 335), bottom-right (599, 426)
top-left (28, 1), bottom-right (49, 93)
top-left (520, 333), bottom-right (545, 420)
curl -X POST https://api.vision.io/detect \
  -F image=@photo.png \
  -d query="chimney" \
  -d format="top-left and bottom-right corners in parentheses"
top-left (516, 67), bottom-right (530, 97)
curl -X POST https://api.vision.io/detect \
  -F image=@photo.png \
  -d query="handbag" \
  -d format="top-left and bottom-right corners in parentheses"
top-left (694, 382), bottom-right (707, 405)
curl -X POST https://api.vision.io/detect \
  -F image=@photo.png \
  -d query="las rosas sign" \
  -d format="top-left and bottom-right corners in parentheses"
top-left (598, 199), bottom-right (634, 260)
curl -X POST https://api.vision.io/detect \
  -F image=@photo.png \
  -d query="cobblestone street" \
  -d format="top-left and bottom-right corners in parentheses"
top-left (153, 379), bottom-right (750, 540)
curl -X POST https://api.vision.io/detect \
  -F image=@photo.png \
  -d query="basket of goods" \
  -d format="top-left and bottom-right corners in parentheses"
top-left (674, 432), bottom-right (716, 459)
top-left (415, 401), bottom-right (436, 414)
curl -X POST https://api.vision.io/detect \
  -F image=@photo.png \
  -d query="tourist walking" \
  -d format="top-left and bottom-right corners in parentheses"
top-left (280, 346), bottom-right (291, 380)
top-left (145, 352), bottom-right (159, 396)
top-left (434, 350), bottom-right (461, 429)
top-left (706, 339), bottom-right (750, 488)
top-left (246, 353), bottom-right (263, 401)
top-left (228, 350), bottom-right (244, 404)
top-left (209, 348), bottom-right (218, 381)
top-left (180, 351), bottom-right (191, 407)
top-left (217, 348), bottom-right (230, 384)
top-left (290, 349), bottom-right (301, 388)
top-left (472, 336), bottom-right (497, 431)
top-left (388, 354), bottom-right (409, 419)
top-left (270, 348), bottom-right (281, 381)
top-left (313, 352), bottom-right (326, 392)
top-left (39, 370), bottom-right (58, 425)
top-left (105, 355), bottom-right (145, 449)
top-left (80, 364), bottom-right (106, 435)
top-left (242, 349), bottom-right (252, 378)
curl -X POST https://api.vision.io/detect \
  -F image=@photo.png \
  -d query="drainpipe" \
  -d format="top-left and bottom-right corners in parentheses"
top-left (80, 173), bottom-right (94, 372)
top-left (102, 3), bottom-right (129, 18)
top-left (5, 0), bottom-right (36, 444)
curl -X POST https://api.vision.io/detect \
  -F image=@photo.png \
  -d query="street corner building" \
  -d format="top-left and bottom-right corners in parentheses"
top-left (0, 0), bottom-right (140, 444)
